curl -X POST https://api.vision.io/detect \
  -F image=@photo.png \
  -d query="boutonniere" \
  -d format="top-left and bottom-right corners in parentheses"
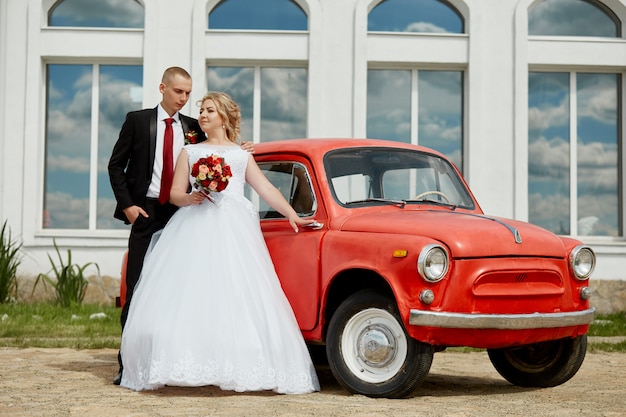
top-left (185, 130), bottom-right (199, 145)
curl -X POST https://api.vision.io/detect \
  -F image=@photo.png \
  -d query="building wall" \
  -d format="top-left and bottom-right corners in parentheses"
top-left (1, 0), bottom-right (625, 307)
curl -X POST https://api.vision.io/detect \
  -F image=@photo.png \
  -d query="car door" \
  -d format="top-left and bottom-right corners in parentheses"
top-left (249, 156), bottom-right (327, 332)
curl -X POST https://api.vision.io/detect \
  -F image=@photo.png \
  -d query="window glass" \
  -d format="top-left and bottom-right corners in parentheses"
top-left (325, 148), bottom-right (473, 208)
top-left (48, 0), bottom-right (144, 28)
top-left (418, 71), bottom-right (463, 170)
top-left (256, 164), bottom-right (294, 218)
top-left (528, 72), bottom-right (571, 234)
top-left (331, 174), bottom-right (370, 203)
top-left (251, 162), bottom-right (315, 218)
top-left (368, 0), bottom-right (463, 33)
top-left (44, 64), bottom-right (92, 229)
top-left (367, 70), bottom-right (411, 143)
top-left (367, 69), bottom-right (464, 171)
top-left (528, 72), bottom-right (620, 236)
top-left (45, 64), bottom-right (142, 230)
top-left (207, 66), bottom-right (307, 142)
top-left (97, 65), bottom-right (143, 229)
top-left (576, 73), bottom-right (619, 236)
top-left (209, 0), bottom-right (307, 30)
top-left (207, 67), bottom-right (254, 140)
top-left (260, 68), bottom-right (307, 141)
top-left (529, 0), bottom-right (619, 37)
top-left (382, 167), bottom-right (468, 206)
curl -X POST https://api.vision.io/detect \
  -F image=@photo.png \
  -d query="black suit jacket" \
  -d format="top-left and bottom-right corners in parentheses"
top-left (108, 106), bottom-right (202, 223)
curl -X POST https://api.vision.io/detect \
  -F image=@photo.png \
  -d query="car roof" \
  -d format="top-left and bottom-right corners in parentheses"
top-left (253, 138), bottom-right (447, 159)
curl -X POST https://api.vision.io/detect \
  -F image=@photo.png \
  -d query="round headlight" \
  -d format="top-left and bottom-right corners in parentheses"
top-left (418, 244), bottom-right (449, 282)
top-left (570, 245), bottom-right (595, 280)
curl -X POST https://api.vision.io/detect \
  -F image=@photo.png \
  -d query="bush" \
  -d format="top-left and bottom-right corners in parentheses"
top-left (0, 220), bottom-right (22, 303)
top-left (33, 239), bottom-right (100, 307)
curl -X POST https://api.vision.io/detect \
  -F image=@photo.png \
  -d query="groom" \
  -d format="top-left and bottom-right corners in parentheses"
top-left (108, 66), bottom-right (199, 385)
top-left (108, 66), bottom-right (252, 385)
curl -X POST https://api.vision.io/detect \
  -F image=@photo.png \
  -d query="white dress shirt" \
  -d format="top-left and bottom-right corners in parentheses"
top-left (146, 104), bottom-right (185, 199)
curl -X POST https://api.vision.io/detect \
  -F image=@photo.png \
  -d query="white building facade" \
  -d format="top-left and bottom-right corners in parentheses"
top-left (1, 0), bottom-right (625, 306)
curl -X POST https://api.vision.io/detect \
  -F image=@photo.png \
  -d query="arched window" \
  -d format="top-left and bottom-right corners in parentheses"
top-left (365, 0), bottom-right (465, 170)
top-left (368, 0), bottom-right (463, 33)
top-left (205, 0), bottom-right (309, 142)
top-left (48, 0), bottom-right (144, 28)
top-left (529, 0), bottom-right (619, 37)
top-left (39, 0), bottom-right (144, 231)
top-left (527, 0), bottom-right (623, 237)
top-left (208, 0), bottom-right (307, 30)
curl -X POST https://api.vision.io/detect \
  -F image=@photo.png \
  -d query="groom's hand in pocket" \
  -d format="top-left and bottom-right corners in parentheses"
top-left (123, 205), bottom-right (149, 224)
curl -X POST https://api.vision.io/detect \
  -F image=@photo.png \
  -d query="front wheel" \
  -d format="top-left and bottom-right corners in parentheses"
top-left (326, 290), bottom-right (433, 398)
top-left (487, 335), bottom-right (588, 387)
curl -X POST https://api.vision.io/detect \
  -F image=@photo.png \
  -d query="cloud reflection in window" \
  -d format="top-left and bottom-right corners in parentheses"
top-left (48, 0), bottom-right (144, 28)
top-left (209, 0), bottom-right (307, 30)
top-left (368, 0), bottom-right (463, 33)
top-left (529, 0), bottom-right (619, 37)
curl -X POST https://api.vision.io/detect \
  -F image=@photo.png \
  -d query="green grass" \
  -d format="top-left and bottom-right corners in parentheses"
top-left (0, 304), bottom-right (624, 351)
top-left (588, 311), bottom-right (626, 337)
top-left (0, 303), bottom-right (121, 349)
top-left (586, 311), bottom-right (626, 353)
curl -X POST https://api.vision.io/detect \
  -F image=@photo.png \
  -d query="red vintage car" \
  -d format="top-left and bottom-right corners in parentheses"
top-left (119, 138), bottom-right (596, 398)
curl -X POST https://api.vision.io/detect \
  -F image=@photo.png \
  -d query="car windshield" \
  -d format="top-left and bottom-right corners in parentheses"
top-left (324, 147), bottom-right (475, 209)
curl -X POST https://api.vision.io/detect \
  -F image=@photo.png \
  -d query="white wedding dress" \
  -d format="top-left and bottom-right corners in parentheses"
top-left (120, 144), bottom-right (319, 394)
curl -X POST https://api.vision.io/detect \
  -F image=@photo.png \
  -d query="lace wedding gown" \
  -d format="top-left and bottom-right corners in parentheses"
top-left (120, 144), bottom-right (319, 394)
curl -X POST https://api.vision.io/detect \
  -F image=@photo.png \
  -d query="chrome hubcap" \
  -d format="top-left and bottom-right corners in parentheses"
top-left (357, 324), bottom-right (397, 367)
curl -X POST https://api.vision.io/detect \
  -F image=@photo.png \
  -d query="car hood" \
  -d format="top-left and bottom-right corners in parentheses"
top-left (339, 209), bottom-right (567, 258)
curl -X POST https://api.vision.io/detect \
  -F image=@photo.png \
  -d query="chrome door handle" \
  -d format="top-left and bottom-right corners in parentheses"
top-left (304, 220), bottom-right (324, 230)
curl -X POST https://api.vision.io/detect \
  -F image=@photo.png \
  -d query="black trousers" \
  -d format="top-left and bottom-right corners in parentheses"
top-left (118, 198), bottom-right (177, 370)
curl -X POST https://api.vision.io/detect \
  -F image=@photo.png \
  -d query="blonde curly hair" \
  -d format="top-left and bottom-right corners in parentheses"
top-left (197, 91), bottom-right (241, 143)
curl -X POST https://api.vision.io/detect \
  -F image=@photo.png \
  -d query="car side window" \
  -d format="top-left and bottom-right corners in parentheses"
top-left (250, 162), bottom-right (316, 219)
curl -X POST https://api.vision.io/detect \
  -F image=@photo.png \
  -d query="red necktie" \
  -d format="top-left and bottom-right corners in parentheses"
top-left (159, 118), bottom-right (175, 204)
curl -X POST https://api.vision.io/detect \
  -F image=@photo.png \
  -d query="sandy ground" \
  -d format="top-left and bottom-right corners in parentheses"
top-left (0, 347), bottom-right (624, 417)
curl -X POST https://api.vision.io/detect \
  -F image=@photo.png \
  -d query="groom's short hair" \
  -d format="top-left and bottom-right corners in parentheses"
top-left (162, 67), bottom-right (191, 84)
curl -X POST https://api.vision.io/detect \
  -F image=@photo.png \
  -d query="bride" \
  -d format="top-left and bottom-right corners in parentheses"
top-left (119, 91), bottom-right (320, 394)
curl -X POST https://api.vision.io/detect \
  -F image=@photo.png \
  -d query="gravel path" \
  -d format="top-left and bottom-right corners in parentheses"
top-left (1, 347), bottom-right (624, 417)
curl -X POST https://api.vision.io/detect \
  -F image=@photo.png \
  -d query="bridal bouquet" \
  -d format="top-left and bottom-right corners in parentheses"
top-left (191, 154), bottom-right (232, 197)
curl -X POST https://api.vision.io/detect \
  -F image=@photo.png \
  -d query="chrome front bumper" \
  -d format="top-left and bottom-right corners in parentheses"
top-left (409, 308), bottom-right (596, 330)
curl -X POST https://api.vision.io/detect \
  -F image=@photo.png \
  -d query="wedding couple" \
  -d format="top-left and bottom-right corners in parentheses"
top-left (108, 67), bottom-right (319, 394)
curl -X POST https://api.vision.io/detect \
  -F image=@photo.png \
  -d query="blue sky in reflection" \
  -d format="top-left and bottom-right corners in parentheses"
top-left (528, 73), bottom-right (618, 236)
top-left (49, 0), bottom-right (618, 37)
top-left (209, 0), bottom-right (307, 30)
top-left (44, 0), bottom-right (621, 235)
top-left (529, 0), bottom-right (618, 37)
top-left (45, 65), bottom-right (92, 229)
top-left (207, 66), bottom-right (307, 142)
top-left (45, 65), bottom-right (142, 229)
top-left (367, 70), bottom-right (463, 171)
top-left (368, 0), bottom-right (463, 33)
top-left (49, 0), bottom-right (144, 28)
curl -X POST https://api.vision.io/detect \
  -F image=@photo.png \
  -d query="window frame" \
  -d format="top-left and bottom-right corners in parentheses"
top-left (514, 0), bottom-right (626, 241)
top-left (206, 64), bottom-right (308, 143)
top-left (527, 70), bottom-right (622, 237)
top-left (23, 0), bottom-right (145, 243)
top-left (360, 0), bottom-right (468, 175)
